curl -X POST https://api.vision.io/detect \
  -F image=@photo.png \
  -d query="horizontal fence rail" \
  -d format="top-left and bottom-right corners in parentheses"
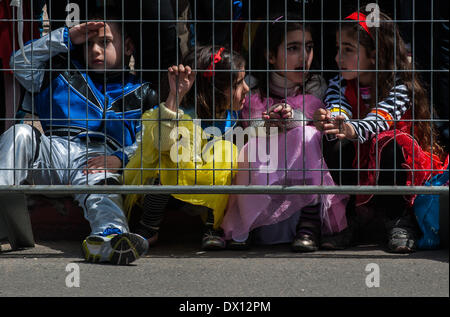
top-left (0, 185), bottom-right (447, 195)
top-left (1, 0), bottom-right (449, 198)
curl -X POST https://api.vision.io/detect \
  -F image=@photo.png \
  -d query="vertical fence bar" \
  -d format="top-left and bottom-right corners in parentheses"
top-left (139, 0), bottom-right (144, 186)
top-left (194, 0), bottom-right (198, 185)
top-left (393, 0), bottom-right (398, 186)
top-left (430, 0), bottom-right (435, 175)
top-left (412, 0), bottom-right (416, 185)
top-left (230, 0), bottom-right (234, 182)
top-left (357, 1), bottom-right (361, 188)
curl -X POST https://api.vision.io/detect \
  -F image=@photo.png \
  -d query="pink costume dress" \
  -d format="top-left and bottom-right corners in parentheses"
top-left (221, 92), bottom-right (349, 243)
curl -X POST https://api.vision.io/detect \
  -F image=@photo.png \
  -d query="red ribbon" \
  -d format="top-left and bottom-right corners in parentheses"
top-left (203, 47), bottom-right (226, 78)
top-left (345, 12), bottom-right (373, 39)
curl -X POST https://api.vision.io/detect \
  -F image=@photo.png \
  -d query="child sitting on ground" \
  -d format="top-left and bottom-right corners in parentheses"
top-left (1, 7), bottom-right (157, 264)
top-left (314, 9), bottom-right (448, 253)
top-left (123, 46), bottom-right (248, 250)
top-left (221, 14), bottom-right (349, 252)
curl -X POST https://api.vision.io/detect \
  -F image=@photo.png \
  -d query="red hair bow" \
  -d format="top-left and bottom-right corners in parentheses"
top-left (203, 47), bottom-right (225, 78)
top-left (345, 12), bottom-right (373, 39)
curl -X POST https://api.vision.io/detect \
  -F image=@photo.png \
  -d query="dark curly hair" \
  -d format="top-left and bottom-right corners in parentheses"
top-left (182, 45), bottom-right (246, 120)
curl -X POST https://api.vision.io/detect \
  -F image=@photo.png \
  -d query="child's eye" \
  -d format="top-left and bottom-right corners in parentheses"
top-left (335, 46), bottom-right (353, 54)
top-left (287, 45), bottom-right (300, 52)
top-left (100, 39), bottom-right (113, 46)
top-left (305, 45), bottom-right (314, 53)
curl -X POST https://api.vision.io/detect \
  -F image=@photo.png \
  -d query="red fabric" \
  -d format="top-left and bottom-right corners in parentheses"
top-left (353, 130), bottom-right (447, 207)
top-left (203, 47), bottom-right (226, 78)
top-left (344, 78), bottom-right (447, 207)
top-left (345, 12), bottom-right (373, 39)
top-left (344, 79), bottom-right (370, 119)
top-left (0, 0), bottom-right (40, 71)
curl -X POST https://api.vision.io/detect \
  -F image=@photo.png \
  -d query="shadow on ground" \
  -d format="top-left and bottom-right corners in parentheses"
top-left (0, 197), bottom-right (448, 264)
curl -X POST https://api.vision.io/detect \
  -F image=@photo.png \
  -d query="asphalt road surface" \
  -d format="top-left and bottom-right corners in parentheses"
top-left (1, 240), bottom-right (448, 298)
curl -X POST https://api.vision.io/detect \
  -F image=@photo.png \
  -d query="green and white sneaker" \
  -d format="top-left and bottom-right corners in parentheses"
top-left (82, 229), bottom-right (149, 265)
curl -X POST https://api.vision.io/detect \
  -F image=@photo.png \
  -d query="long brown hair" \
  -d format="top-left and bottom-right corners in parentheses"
top-left (182, 46), bottom-right (246, 119)
top-left (341, 9), bottom-right (446, 159)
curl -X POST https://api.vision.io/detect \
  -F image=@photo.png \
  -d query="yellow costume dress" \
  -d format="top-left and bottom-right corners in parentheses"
top-left (123, 103), bottom-right (239, 229)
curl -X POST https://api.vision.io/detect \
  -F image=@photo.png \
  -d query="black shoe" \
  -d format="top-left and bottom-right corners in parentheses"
top-left (386, 216), bottom-right (418, 253)
top-left (202, 228), bottom-right (226, 250)
top-left (321, 226), bottom-right (354, 250)
top-left (227, 238), bottom-right (251, 250)
top-left (291, 232), bottom-right (319, 252)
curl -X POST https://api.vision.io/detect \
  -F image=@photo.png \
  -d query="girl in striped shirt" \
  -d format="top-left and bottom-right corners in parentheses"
top-left (313, 9), bottom-right (448, 253)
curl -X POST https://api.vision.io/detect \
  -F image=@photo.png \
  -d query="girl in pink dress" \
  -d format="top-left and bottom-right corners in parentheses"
top-left (221, 14), bottom-right (349, 252)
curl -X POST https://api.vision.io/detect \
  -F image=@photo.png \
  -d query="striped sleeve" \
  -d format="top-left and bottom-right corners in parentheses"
top-left (348, 83), bottom-right (410, 143)
top-left (323, 75), bottom-right (353, 120)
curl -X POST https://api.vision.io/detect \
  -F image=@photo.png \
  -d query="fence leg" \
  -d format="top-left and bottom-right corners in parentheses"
top-left (439, 191), bottom-right (449, 249)
top-left (0, 194), bottom-right (35, 250)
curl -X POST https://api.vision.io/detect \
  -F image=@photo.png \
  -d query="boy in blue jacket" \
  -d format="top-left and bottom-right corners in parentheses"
top-left (1, 10), bottom-right (154, 265)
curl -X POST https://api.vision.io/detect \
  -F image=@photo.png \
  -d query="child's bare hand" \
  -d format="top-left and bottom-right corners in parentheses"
top-left (313, 108), bottom-right (332, 131)
top-left (69, 22), bottom-right (105, 45)
top-left (278, 104), bottom-right (293, 119)
top-left (83, 155), bottom-right (122, 175)
top-left (262, 103), bottom-right (293, 127)
top-left (325, 115), bottom-right (357, 140)
top-left (168, 64), bottom-right (196, 100)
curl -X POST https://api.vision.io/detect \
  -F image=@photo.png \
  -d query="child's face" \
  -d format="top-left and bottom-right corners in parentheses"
top-left (83, 23), bottom-right (133, 71)
top-left (269, 29), bottom-right (314, 84)
top-left (335, 30), bottom-right (375, 83)
top-left (226, 67), bottom-right (250, 112)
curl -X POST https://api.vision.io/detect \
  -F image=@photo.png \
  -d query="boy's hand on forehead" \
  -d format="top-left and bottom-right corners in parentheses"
top-left (69, 22), bottom-right (106, 45)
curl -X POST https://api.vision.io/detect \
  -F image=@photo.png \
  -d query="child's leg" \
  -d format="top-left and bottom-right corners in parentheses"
top-left (321, 137), bottom-right (360, 249)
top-left (377, 141), bottom-right (408, 218)
top-left (68, 141), bottom-right (148, 264)
top-left (376, 141), bottom-right (418, 253)
top-left (292, 202), bottom-right (321, 252)
top-left (73, 180), bottom-right (130, 235)
top-left (76, 180), bottom-right (148, 264)
top-left (135, 192), bottom-right (171, 244)
top-left (0, 124), bottom-right (66, 249)
top-left (201, 208), bottom-right (226, 250)
top-left (70, 154), bottom-right (130, 236)
top-left (0, 124), bottom-right (60, 185)
top-left (204, 208), bottom-right (215, 228)
top-left (76, 171), bottom-right (149, 265)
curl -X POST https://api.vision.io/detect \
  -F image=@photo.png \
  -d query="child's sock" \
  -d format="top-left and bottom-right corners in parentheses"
top-left (202, 208), bottom-right (226, 250)
top-left (137, 193), bottom-right (171, 239)
top-left (205, 208), bottom-right (215, 229)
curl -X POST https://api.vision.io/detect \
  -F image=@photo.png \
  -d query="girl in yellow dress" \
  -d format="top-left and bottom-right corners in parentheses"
top-left (123, 46), bottom-right (249, 250)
